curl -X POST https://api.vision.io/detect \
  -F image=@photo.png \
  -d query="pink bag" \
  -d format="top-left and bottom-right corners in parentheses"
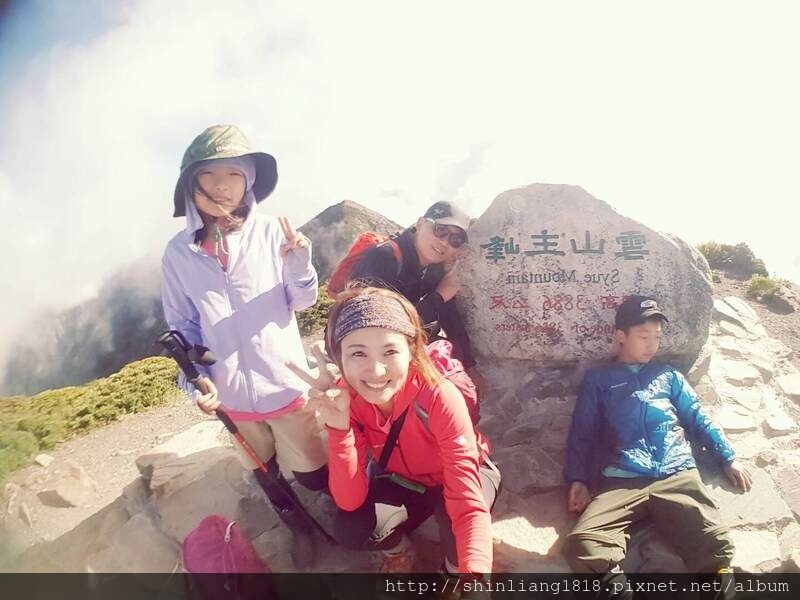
top-left (423, 339), bottom-right (480, 425)
top-left (183, 515), bottom-right (272, 599)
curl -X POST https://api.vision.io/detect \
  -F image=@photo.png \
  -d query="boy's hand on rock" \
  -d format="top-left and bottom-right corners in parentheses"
top-left (567, 481), bottom-right (592, 513)
top-left (195, 376), bottom-right (220, 415)
top-left (724, 460), bottom-right (753, 492)
top-left (436, 267), bottom-right (461, 302)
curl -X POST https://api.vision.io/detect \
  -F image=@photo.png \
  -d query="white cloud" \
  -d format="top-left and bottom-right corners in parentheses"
top-left (1, 0), bottom-right (799, 367)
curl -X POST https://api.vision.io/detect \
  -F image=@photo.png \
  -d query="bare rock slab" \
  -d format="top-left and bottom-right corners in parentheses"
top-left (136, 420), bottom-right (229, 477)
top-left (709, 357), bottom-right (762, 387)
top-left (38, 460), bottom-right (97, 508)
top-left (776, 374), bottom-right (800, 401)
top-left (85, 513), bottom-right (181, 575)
top-left (492, 490), bottom-right (572, 558)
top-left (707, 469), bottom-right (793, 527)
top-left (718, 320), bottom-right (749, 339)
top-left (765, 413), bottom-right (796, 436)
top-left (713, 406), bottom-right (758, 432)
top-left (714, 297), bottom-right (768, 338)
top-left (777, 466), bottom-right (800, 519)
top-left (730, 530), bottom-right (782, 573)
top-left (156, 455), bottom-right (247, 543)
top-left (779, 522), bottom-right (800, 560)
top-left (491, 445), bottom-right (564, 493)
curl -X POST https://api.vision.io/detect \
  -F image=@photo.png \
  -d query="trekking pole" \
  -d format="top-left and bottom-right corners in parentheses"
top-left (156, 330), bottom-right (335, 543)
top-left (214, 408), bottom-right (334, 543)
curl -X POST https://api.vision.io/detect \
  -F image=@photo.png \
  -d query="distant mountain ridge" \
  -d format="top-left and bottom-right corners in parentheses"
top-left (1, 200), bottom-right (400, 396)
top-left (299, 199), bottom-right (403, 281)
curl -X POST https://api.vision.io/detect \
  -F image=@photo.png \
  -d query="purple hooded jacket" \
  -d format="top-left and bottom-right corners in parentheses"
top-left (160, 192), bottom-right (318, 414)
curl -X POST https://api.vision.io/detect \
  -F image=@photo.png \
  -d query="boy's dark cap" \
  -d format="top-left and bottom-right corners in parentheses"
top-left (615, 295), bottom-right (669, 330)
top-left (423, 201), bottom-right (470, 232)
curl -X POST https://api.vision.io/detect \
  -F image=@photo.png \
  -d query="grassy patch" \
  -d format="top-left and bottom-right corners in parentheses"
top-left (746, 275), bottom-right (782, 300)
top-left (296, 284), bottom-right (334, 336)
top-left (0, 357), bottom-right (180, 482)
top-left (697, 241), bottom-right (768, 279)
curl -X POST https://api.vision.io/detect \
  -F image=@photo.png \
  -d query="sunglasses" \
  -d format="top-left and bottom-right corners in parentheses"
top-left (425, 218), bottom-right (468, 248)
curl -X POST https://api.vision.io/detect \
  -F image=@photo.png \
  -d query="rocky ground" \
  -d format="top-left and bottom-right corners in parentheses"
top-left (0, 332), bottom-right (327, 564)
top-left (2, 281), bottom-right (799, 581)
top-left (712, 273), bottom-right (800, 369)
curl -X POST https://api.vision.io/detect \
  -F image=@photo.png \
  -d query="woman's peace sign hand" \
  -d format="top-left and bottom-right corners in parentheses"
top-left (279, 216), bottom-right (311, 260)
top-left (286, 343), bottom-right (351, 431)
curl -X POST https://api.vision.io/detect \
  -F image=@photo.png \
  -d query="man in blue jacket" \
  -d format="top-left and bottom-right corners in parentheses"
top-left (563, 295), bottom-right (751, 596)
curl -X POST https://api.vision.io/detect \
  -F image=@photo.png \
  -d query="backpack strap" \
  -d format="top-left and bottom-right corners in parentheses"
top-left (377, 406), bottom-right (410, 472)
top-left (377, 238), bottom-right (404, 280)
top-left (413, 389), bottom-right (434, 431)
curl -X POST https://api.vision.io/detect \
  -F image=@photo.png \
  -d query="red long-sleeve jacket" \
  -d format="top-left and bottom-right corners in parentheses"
top-left (326, 370), bottom-right (493, 574)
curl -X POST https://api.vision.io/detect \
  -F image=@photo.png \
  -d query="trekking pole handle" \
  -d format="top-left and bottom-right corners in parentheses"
top-left (156, 330), bottom-right (202, 385)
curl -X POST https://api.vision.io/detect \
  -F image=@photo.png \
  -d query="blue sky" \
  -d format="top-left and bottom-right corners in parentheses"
top-left (0, 0), bottom-right (798, 364)
top-left (0, 1), bottom-right (121, 82)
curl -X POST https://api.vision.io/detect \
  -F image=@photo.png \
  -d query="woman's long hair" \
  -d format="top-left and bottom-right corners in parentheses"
top-left (325, 284), bottom-right (441, 388)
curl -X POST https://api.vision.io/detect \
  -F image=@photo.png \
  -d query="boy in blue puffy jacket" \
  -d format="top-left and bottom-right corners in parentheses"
top-left (563, 295), bottom-right (751, 593)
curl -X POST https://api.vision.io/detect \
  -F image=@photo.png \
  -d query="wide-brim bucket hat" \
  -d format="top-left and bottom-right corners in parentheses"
top-left (173, 124), bottom-right (278, 217)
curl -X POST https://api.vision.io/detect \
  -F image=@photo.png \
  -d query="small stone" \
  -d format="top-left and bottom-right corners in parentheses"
top-left (34, 454), bottom-right (54, 468)
top-left (776, 373), bottom-right (800, 400)
top-left (755, 450), bottom-right (778, 467)
top-left (38, 460), bottom-right (97, 508)
top-left (765, 414), bottom-right (795, 436)
top-left (18, 502), bottom-right (33, 527)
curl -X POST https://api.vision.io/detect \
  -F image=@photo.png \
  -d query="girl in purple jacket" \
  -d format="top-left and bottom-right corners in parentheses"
top-left (161, 125), bottom-right (328, 568)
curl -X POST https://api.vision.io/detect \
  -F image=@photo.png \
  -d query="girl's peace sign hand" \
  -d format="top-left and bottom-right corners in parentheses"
top-left (279, 216), bottom-right (311, 260)
top-left (286, 344), bottom-right (351, 431)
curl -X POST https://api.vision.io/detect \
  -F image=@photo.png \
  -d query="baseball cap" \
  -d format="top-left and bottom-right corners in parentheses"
top-left (422, 201), bottom-right (470, 232)
top-left (615, 295), bottom-right (669, 330)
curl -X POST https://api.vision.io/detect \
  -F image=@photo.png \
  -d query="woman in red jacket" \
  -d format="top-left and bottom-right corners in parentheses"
top-left (290, 286), bottom-right (500, 581)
